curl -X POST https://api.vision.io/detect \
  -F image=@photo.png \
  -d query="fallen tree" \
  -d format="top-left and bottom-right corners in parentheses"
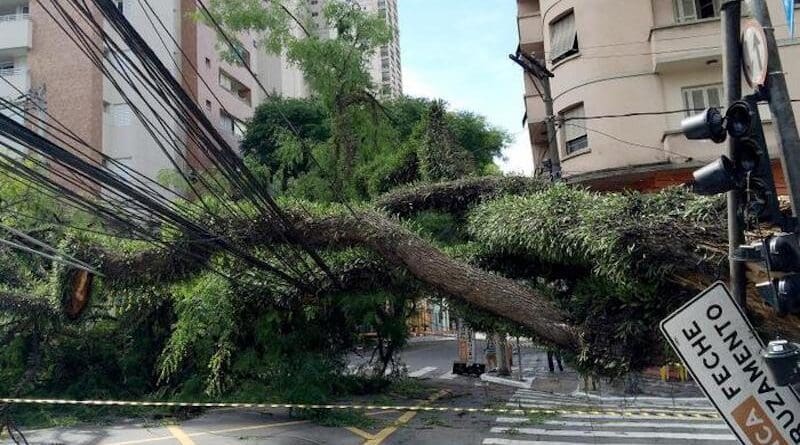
top-left (13, 176), bottom-right (800, 384)
top-left (84, 179), bottom-right (735, 367)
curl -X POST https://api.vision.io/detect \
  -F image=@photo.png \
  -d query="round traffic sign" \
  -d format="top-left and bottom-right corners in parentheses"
top-left (742, 19), bottom-right (769, 88)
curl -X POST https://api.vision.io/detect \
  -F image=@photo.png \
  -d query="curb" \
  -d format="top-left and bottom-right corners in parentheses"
top-left (479, 374), bottom-right (534, 389)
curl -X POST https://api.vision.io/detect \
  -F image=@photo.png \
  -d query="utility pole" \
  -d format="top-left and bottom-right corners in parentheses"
top-left (750, 0), bottom-right (800, 217)
top-left (509, 51), bottom-right (561, 181)
top-left (721, 0), bottom-right (747, 308)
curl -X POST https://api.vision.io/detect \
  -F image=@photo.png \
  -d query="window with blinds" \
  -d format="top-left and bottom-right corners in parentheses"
top-left (549, 11), bottom-right (578, 63)
top-left (674, 0), bottom-right (720, 23)
top-left (682, 84), bottom-right (723, 115)
top-left (561, 104), bottom-right (588, 155)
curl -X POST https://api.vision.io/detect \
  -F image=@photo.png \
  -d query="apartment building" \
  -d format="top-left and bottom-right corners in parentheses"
top-left (515, 0), bottom-right (799, 192)
top-left (308, 0), bottom-right (403, 97)
top-left (0, 0), bottom-right (259, 181)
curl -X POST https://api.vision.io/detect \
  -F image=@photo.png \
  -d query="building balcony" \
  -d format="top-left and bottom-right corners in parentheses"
top-left (518, 11), bottom-right (544, 56)
top-left (650, 17), bottom-right (721, 72)
top-left (0, 13), bottom-right (32, 56)
top-left (0, 66), bottom-right (28, 99)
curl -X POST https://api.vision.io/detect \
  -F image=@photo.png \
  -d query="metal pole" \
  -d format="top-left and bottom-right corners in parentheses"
top-left (516, 336), bottom-right (523, 381)
top-left (722, 0), bottom-right (747, 308)
top-left (750, 0), bottom-right (800, 217)
top-left (540, 76), bottom-right (562, 181)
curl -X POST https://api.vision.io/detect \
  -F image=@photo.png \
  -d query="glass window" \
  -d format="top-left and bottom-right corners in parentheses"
top-left (682, 83), bottom-right (724, 115)
top-left (549, 11), bottom-right (578, 63)
top-left (674, 0), bottom-right (721, 23)
top-left (561, 104), bottom-right (588, 155)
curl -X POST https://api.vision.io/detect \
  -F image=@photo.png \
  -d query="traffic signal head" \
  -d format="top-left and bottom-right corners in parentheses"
top-left (725, 102), bottom-right (753, 138)
top-left (680, 101), bottom-right (754, 144)
top-left (756, 275), bottom-right (800, 316)
top-left (762, 340), bottom-right (800, 387)
top-left (681, 107), bottom-right (727, 143)
top-left (765, 234), bottom-right (800, 273)
top-left (691, 156), bottom-right (737, 195)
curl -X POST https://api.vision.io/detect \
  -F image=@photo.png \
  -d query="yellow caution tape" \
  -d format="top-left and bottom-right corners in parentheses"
top-left (0, 398), bottom-right (720, 419)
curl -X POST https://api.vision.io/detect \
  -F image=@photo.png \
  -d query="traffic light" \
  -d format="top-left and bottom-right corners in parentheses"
top-left (762, 340), bottom-right (800, 386)
top-left (736, 233), bottom-right (800, 315)
top-left (756, 277), bottom-right (800, 315)
top-left (684, 95), bottom-right (798, 316)
top-left (683, 97), bottom-right (783, 226)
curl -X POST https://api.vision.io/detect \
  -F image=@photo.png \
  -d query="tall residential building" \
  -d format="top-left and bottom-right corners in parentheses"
top-left (0, 0), bottom-right (259, 181)
top-left (307, 0), bottom-right (403, 97)
top-left (515, 0), bottom-right (798, 192)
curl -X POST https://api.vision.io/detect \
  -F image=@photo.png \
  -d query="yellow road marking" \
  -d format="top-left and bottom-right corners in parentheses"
top-left (359, 390), bottom-right (450, 445)
top-left (363, 411), bottom-right (416, 445)
top-left (346, 427), bottom-right (375, 440)
top-left (166, 426), bottom-right (195, 445)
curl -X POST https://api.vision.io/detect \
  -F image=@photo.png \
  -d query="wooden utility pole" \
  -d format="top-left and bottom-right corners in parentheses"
top-left (721, 0), bottom-right (747, 307)
top-left (750, 0), bottom-right (800, 217)
top-left (509, 51), bottom-right (561, 181)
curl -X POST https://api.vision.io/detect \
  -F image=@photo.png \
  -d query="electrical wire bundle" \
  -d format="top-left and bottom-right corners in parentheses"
top-left (0, 0), bottom-right (335, 292)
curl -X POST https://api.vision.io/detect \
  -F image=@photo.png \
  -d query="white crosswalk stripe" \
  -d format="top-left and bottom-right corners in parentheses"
top-left (482, 389), bottom-right (736, 445)
top-left (408, 366), bottom-right (438, 378)
top-left (506, 389), bottom-right (715, 411)
top-left (437, 371), bottom-right (458, 380)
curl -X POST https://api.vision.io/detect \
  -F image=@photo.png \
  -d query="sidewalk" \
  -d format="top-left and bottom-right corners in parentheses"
top-left (494, 347), bottom-right (705, 399)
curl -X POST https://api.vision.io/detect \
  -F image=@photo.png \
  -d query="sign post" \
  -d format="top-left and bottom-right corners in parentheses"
top-left (661, 282), bottom-right (800, 444)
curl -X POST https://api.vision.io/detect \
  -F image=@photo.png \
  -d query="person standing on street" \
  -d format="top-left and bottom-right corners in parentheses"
top-left (485, 334), bottom-right (497, 372)
top-left (547, 349), bottom-right (563, 373)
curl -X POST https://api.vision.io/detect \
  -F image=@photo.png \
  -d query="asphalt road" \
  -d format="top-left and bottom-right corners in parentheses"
top-left (4, 340), bottom-right (728, 445)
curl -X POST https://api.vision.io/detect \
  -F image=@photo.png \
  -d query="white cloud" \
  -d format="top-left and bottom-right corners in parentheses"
top-left (402, 67), bottom-right (470, 111)
top-left (497, 130), bottom-right (534, 176)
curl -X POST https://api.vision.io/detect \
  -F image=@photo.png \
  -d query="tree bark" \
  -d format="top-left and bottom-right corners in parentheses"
top-left (102, 209), bottom-right (580, 350)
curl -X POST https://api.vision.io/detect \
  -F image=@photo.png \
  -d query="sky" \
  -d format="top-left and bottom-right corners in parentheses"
top-left (398, 0), bottom-right (533, 175)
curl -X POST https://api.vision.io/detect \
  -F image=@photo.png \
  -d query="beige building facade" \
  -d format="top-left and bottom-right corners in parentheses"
top-left (516, 0), bottom-right (799, 191)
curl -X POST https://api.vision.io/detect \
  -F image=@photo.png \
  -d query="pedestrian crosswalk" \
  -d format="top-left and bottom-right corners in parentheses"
top-left (405, 366), bottom-right (459, 380)
top-left (483, 389), bottom-right (736, 445)
top-left (506, 388), bottom-right (715, 411)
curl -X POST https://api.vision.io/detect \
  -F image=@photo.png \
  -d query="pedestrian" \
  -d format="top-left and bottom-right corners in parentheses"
top-left (485, 334), bottom-right (497, 372)
top-left (547, 349), bottom-right (563, 373)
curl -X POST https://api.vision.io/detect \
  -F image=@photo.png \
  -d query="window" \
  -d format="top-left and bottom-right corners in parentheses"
top-left (227, 39), bottom-right (251, 67)
top-left (109, 104), bottom-right (133, 127)
top-left (674, 0), bottom-right (720, 23)
top-left (220, 111), bottom-right (234, 134)
top-left (561, 104), bottom-right (588, 155)
top-left (219, 71), bottom-right (233, 91)
top-left (549, 11), bottom-right (578, 63)
top-left (115, 0), bottom-right (132, 14)
top-left (682, 83), bottom-right (723, 115)
top-left (220, 111), bottom-right (247, 140)
top-left (219, 70), bottom-right (252, 105)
